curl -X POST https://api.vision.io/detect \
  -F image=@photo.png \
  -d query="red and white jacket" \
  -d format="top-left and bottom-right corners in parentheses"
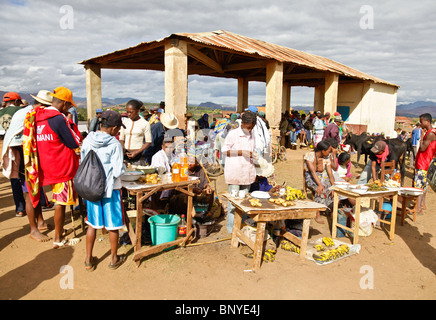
top-left (35, 107), bottom-right (81, 186)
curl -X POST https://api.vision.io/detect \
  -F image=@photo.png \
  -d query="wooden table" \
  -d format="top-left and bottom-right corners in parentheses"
top-left (397, 193), bottom-right (420, 226)
top-left (222, 193), bottom-right (327, 270)
top-left (122, 175), bottom-right (200, 267)
top-left (331, 186), bottom-right (399, 244)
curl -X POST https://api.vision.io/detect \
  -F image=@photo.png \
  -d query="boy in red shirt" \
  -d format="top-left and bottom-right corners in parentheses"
top-left (24, 87), bottom-right (82, 248)
top-left (414, 113), bottom-right (436, 214)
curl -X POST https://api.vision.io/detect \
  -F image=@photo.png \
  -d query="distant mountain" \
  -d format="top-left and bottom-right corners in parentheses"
top-left (396, 100), bottom-right (436, 118)
top-left (397, 100), bottom-right (436, 110)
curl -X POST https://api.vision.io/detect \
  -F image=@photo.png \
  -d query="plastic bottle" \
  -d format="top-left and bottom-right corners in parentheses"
top-left (179, 149), bottom-right (189, 181)
top-left (178, 214), bottom-right (187, 237)
top-left (394, 169), bottom-right (401, 183)
top-left (171, 157), bottom-right (180, 183)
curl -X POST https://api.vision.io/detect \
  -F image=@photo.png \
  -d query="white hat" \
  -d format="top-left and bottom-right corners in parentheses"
top-left (255, 157), bottom-right (274, 177)
top-left (30, 90), bottom-right (53, 106)
top-left (160, 112), bottom-right (179, 129)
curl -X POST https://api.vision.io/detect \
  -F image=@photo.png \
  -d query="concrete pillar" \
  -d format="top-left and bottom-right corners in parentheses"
top-left (164, 38), bottom-right (188, 129)
top-left (265, 61), bottom-right (283, 129)
top-left (85, 64), bottom-right (102, 123)
top-left (314, 85), bottom-right (324, 113)
top-left (237, 77), bottom-right (248, 113)
top-left (324, 72), bottom-right (339, 115)
top-left (282, 83), bottom-right (291, 113)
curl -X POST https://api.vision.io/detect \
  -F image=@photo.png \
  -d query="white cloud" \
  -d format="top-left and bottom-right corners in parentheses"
top-left (0, 0), bottom-right (435, 107)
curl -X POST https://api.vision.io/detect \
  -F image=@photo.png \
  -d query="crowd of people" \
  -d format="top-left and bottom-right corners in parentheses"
top-left (1, 88), bottom-right (435, 271)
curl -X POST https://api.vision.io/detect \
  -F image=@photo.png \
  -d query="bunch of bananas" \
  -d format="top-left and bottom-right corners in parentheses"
top-left (249, 198), bottom-right (262, 207)
top-left (245, 249), bottom-right (276, 262)
top-left (314, 244), bottom-right (325, 252)
top-left (322, 237), bottom-right (335, 247)
top-left (269, 198), bottom-right (295, 207)
top-left (312, 244), bottom-right (350, 262)
top-left (280, 240), bottom-right (300, 254)
top-left (285, 187), bottom-right (306, 201)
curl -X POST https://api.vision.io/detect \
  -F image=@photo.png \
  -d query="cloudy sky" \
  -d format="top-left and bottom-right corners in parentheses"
top-left (1, 0), bottom-right (435, 106)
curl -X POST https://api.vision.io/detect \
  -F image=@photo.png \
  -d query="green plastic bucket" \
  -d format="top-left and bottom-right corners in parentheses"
top-left (148, 214), bottom-right (181, 246)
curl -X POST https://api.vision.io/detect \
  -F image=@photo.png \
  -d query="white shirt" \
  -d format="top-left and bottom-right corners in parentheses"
top-left (119, 117), bottom-right (152, 150)
top-left (222, 126), bottom-right (256, 185)
top-left (151, 149), bottom-right (171, 173)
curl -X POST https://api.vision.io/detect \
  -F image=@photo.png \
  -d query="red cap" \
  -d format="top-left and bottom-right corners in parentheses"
top-left (3, 92), bottom-right (21, 102)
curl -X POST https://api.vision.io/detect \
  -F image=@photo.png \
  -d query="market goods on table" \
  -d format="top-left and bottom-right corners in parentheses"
top-left (121, 171), bottom-right (143, 181)
top-left (249, 198), bottom-right (262, 207)
top-left (366, 180), bottom-right (388, 192)
top-left (137, 173), bottom-right (160, 184)
top-left (285, 186), bottom-right (306, 201)
top-left (268, 198), bottom-right (295, 207)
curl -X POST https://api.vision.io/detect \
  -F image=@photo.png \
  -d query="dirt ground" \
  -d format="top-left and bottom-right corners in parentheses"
top-left (1, 142), bottom-right (436, 301)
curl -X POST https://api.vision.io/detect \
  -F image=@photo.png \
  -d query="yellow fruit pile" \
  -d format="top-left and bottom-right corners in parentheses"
top-left (249, 198), bottom-right (262, 207)
top-left (138, 173), bottom-right (160, 184)
top-left (312, 244), bottom-right (349, 262)
top-left (285, 186), bottom-right (306, 201)
top-left (269, 198), bottom-right (295, 207)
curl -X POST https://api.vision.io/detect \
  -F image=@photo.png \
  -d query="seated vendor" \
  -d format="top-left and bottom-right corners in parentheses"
top-left (151, 134), bottom-right (174, 173)
top-left (168, 155), bottom-right (214, 216)
top-left (249, 159), bottom-right (279, 193)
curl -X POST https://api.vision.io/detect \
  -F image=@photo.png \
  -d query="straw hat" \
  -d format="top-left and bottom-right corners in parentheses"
top-left (255, 157), bottom-right (274, 177)
top-left (160, 112), bottom-right (179, 129)
top-left (31, 90), bottom-right (53, 106)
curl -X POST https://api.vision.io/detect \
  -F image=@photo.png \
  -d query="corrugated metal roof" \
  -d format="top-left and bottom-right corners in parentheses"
top-left (80, 30), bottom-right (399, 88)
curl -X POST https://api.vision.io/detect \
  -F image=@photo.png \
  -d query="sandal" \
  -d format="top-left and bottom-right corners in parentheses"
top-left (108, 255), bottom-right (126, 270)
top-left (53, 238), bottom-right (81, 249)
top-left (85, 257), bottom-right (97, 272)
top-left (16, 212), bottom-right (26, 217)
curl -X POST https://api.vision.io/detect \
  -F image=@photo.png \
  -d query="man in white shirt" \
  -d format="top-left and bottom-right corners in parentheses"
top-left (238, 106), bottom-right (271, 161)
top-left (151, 134), bottom-right (174, 173)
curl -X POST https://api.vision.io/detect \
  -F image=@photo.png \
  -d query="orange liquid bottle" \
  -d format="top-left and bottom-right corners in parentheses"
top-left (180, 153), bottom-right (189, 181)
top-left (172, 159), bottom-right (180, 182)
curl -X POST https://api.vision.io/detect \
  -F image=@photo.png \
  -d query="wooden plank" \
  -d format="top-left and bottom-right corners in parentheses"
top-left (332, 192), bottom-right (339, 238)
top-left (299, 219), bottom-right (311, 260)
top-left (252, 222), bottom-right (267, 270)
top-left (231, 208), bottom-right (244, 248)
top-left (100, 63), bottom-right (164, 71)
top-left (174, 186), bottom-right (195, 197)
top-left (132, 238), bottom-right (184, 262)
top-left (138, 185), bottom-right (163, 203)
top-left (188, 45), bottom-right (223, 73)
top-left (224, 60), bottom-right (266, 72)
top-left (235, 230), bottom-right (255, 251)
top-left (390, 193), bottom-right (398, 240)
top-left (284, 72), bottom-right (325, 80)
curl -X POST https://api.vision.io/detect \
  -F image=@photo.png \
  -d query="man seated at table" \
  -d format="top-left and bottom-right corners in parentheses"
top-left (151, 133), bottom-right (174, 173)
top-left (168, 155), bottom-right (214, 217)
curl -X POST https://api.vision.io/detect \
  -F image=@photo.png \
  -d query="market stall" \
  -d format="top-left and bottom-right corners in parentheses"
top-left (222, 191), bottom-right (327, 270)
top-left (331, 183), bottom-right (399, 244)
top-left (121, 172), bottom-right (200, 267)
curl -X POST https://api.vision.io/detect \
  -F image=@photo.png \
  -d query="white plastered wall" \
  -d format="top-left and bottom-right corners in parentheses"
top-left (337, 81), bottom-right (398, 136)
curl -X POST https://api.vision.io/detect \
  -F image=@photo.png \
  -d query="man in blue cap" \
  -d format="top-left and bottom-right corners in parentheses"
top-left (89, 108), bottom-right (103, 132)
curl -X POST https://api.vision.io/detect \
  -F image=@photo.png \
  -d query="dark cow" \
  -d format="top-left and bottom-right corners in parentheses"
top-left (344, 132), bottom-right (373, 167)
top-left (344, 133), bottom-right (408, 185)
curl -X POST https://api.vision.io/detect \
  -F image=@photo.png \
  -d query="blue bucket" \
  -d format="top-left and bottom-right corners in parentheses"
top-left (148, 214), bottom-right (181, 246)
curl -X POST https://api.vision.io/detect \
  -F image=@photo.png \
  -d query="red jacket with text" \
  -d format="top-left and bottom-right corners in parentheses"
top-left (35, 107), bottom-right (81, 186)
